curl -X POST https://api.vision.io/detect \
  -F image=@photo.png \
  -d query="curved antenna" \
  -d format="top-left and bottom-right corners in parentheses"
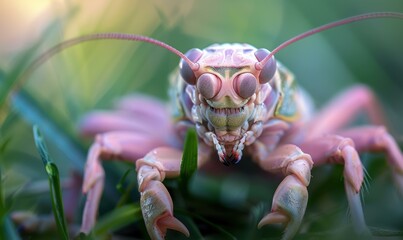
top-left (11, 33), bottom-right (199, 93)
top-left (256, 12), bottom-right (403, 70)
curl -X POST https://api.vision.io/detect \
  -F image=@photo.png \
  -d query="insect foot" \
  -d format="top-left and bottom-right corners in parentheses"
top-left (136, 148), bottom-right (190, 240)
top-left (258, 175), bottom-right (308, 240)
top-left (140, 181), bottom-right (189, 240)
top-left (254, 144), bottom-right (312, 240)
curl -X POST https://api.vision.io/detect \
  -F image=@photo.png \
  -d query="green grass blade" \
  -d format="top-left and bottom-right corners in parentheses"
top-left (32, 125), bottom-right (70, 240)
top-left (115, 169), bottom-right (137, 207)
top-left (93, 203), bottom-right (142, 236)
top-left (33, 126), bottom-right (52, 165)
top-left (8, 75), bottom-right (120, 204)
top-left (180, 128), bottom-right (198, 189)
top-left (116, 169), bottom-right (135, 194)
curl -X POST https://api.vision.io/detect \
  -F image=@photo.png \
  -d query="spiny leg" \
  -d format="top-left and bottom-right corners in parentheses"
top-left (136, 147), bottom-right (189, 240)
top-left (299, 135), bottom-right (370, 235)
top-left (136, 143), bottom-right (212, 239)
top-left (80, 131), bottom-right (166, 233)
top-left (81, 130), bottom-right (213, 239)
top-left (252, 143), bottom-right (313, 240)
top-left (294, 86), bottom-right (402, 235)
top-left (339, 126), bottom-right (403, 196)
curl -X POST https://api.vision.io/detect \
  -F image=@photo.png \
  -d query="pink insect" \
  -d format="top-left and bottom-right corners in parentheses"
top-left (17, 12), bottom-right (403, 240)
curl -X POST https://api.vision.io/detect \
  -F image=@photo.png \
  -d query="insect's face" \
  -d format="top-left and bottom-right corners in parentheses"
top-left (198, 66), bottom-right (256, 131)
top-left (179, 44), bottom-right (277, 164)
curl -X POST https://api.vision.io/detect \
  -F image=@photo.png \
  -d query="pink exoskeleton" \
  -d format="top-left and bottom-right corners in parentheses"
top-left (15, 12), bottom-right (403, 239)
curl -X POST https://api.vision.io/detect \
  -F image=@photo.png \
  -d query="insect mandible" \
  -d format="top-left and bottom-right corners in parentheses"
top-left (14, 12), bottom-right (403, 240)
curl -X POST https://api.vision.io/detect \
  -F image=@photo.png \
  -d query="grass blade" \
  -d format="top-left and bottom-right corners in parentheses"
top-left (115, 169), bottom-right (137, 207)
top-left (32, 125), bottom-right (69, 240)
top-left (116, 169), bottom-right (135, 194)
top-left (180, 128), bottom-right (198, 189)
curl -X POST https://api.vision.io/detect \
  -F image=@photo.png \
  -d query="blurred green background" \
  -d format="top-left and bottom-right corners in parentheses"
top-left (1, 0), bottom-right (403, 239)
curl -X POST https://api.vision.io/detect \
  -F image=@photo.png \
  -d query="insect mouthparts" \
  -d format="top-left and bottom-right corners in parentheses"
top-left (220, 152), bottom-right (241, 166)
top-left (209, 106), bottom-right (245, 115)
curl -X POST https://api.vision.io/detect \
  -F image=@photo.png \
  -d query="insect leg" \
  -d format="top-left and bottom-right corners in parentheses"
top-left (338, 126), bottom-right (403, 196)
top-left (299, 135), bottom-right (370, 236)
top-left (79, 95), bottom-right (173, 139)
top-left (303, 85), bottom-right (386, 140)
top-left (80, 131), bottom-right (166, 233)
top-left (253, 143), bottom-right (313, 240)
top-left (136, 147), bottom-right (190, 240)
top-left (136, 141), bottom-right (213, 240)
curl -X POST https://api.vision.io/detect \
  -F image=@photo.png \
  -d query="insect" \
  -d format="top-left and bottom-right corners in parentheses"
top-left (13, 12), bottom-right (403, 240)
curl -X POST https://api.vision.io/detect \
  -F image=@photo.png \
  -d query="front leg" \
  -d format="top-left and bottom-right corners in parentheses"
top-left (299, 135), bottom-right (368, 234)
top-left (136, 147), bottom-right (190, 240)
top-left (136, 143), bottom-right (213, 239)
top-left (80, 131), bottom-right (165, 233)
top-left (252, 143), bottom-right (313, 240)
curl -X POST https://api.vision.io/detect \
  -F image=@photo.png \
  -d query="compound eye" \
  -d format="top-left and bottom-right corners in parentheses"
top-left (254, 48), bottom-right (277, 84)
top-left (180, 48), bottom-right (203, 85)
top-left (234, 73), bottom-right (257, 99)
top-left (197, 73), bottom-right (221, 99)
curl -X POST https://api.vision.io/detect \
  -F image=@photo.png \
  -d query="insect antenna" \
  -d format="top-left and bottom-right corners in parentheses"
top-left (10, 33), bottom-right (199, 97)
top-left (256, 12), bottom-right (403, 70)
